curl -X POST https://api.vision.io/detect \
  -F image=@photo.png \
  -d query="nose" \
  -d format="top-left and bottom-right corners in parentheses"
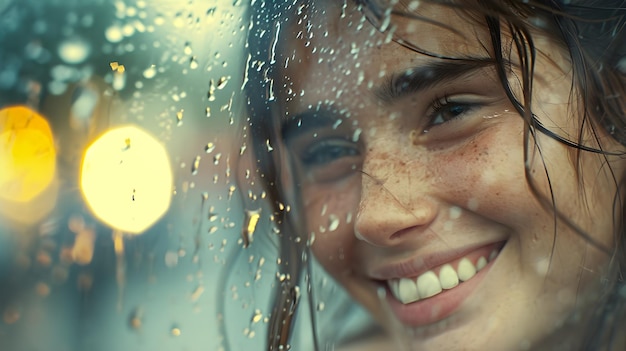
top-left (354, 162), bottom-right (439, 247)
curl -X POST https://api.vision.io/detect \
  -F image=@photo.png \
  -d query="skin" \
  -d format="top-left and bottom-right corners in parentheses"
top-left (273, 2), bottom-right (626, 350)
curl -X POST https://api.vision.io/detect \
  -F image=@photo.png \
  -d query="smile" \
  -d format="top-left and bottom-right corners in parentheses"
top-left (387, 247), bottom-right (500, 304)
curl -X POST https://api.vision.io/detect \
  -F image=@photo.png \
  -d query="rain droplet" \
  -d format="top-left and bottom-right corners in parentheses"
top-left (190, 156), bottom-right (201, 175)
top-left (176, 109), bottom-right (184, 126)
top-left (190, 57), bottom-right (198, 69)
top-left (184, 42), bottom-right (193, 55)
top-left (58, 38), bottom-right (90, 64)
top-left (205, 142), bottom-right (215, 153)
top-left (213, 153), bottom-right (222, 165)
top-left (171, 326), bottom-right (181, 337)
top-left (207, 80), bottom-right (216, 101)
top-left (216, 76), bottom-right (229, 89)
top-left (205, 107), bottom-right (211, 117)
top-left (191, 285), bottom-right (204, 302)
top-left (228, 185), bottom-right (236, 199)
top-left (328, 214), bottom-right (339, 232)
top-left (251, 309), bottom-right (262, 323)
top-left (242, 209), bottom-right (261, 248)
top-left (317, 302), bottom-right (325, 311)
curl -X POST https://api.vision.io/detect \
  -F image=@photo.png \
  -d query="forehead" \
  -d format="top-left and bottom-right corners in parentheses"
top-left (276, 1), bottom-right (493, 104)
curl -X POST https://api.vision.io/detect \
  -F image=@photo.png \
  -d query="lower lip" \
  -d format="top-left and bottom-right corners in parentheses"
top-left (384, 255), bottom-right (496, 327)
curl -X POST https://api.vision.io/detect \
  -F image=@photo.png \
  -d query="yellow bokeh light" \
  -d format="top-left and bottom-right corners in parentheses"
top-left (0, 105), bottom-right (56, 203)
top-left (80, 125), bottom-right (173, 234)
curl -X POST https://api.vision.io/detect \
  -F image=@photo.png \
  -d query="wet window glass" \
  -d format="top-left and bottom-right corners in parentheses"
top-left (2, 0), bottom-right (626, 350)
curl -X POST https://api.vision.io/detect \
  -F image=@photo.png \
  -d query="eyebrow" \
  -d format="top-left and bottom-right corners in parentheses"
top-left (281, 108), bottom-right (344, 142)
top-left (374, 59), bottom-right (496, 104)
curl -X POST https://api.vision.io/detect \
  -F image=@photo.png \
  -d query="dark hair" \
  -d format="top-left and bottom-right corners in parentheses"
top-left (243, 0), bottom-right (626, 349)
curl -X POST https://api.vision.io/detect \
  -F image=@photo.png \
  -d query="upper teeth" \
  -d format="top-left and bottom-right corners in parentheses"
top-left (387, 249), bottom-right (498, 304)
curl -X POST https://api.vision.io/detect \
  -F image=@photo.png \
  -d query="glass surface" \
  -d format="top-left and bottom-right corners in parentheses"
top-left (2, 1), bottom-right (626, 350)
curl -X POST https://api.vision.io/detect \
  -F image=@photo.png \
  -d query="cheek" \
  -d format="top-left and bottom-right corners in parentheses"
top-left (303, 179), bottom-right (361, 275)
top-left (433, 120), bottom-right (532, 224)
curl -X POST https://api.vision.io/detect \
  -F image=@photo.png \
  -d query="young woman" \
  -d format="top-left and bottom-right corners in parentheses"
top-left (242, 0), bottom-right (626, 349)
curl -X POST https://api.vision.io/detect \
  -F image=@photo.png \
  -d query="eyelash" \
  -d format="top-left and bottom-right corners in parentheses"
top-left (426, 95), bottom-right (480, 129)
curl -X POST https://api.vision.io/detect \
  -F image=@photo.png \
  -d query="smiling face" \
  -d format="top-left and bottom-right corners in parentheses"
top-left (273, 1), bottom-right (625, 350)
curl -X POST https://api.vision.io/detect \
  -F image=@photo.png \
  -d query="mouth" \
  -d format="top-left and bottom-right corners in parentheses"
top-left (378, 241), bottom-right (506, 327)
top-left (387, 243), bottom-right (502, 304)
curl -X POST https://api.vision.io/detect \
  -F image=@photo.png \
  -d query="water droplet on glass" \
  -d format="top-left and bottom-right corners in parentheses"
top-left (317, 302), bottom-right (325, 311)
top-left (251, 309), bottom-right (263, 323)
top-left (176, 109), bottom-right (184, 126)
top-left (171, 325), bottom-right (181, 337)
top-left (216, 76), bottom-right (229, 89)
top-left (205, 106), bottom-right (211, 117)
top-left (213, 153), bottom-right (222, 165)
top-left (190, 156), bottom-right (201, 175)
top-left (191, 285), bottom-right (204, 302)
top-left (242, 209), bottom-right (261, 248)
top-left (207, 80), bottom-right (216, 101)
top-left (205, 142), bottom-right (215, 153)
top-left (190, 57), bottom-right (199, 69)
top-left (328, 214), bottom-right (339, 232)
top-left (184, 42), bottom-right (193, 55)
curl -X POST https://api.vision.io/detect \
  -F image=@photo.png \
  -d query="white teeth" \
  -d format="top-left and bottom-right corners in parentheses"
top-left (457, 258), bottom-right (477, 281)
top-left (489, 249), bottom-right (498, 261)
top-left (438, 264), bottom-right (459, 289)
top-left (476, 256), bottom-right (487, 271)
top-left (416, 271), bottom-right (442, 298)
top-left (398, 277), bottom-right (420, 304)
top-left (387, 248), bottom-right (501, 305)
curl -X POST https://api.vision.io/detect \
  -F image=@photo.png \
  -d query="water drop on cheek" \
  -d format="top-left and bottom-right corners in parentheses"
top-left (467, 198), bottom-right (479, 211)
top-left (449, 206), bottom-right (462, 220)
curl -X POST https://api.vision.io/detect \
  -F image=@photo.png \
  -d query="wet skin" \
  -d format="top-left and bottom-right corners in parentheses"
top-left (275, 2), bottom-right (625, 350)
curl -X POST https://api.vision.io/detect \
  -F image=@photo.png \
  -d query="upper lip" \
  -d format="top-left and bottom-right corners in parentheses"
top-left (366, 240), bottom-right (506, 280)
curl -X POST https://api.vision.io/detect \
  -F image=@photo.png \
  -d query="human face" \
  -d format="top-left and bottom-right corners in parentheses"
top-left (275, 1), bottom-right (624, 350)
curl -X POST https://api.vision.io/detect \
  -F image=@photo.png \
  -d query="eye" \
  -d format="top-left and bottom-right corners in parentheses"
top-left (427, 96), bottom-right (480, 129)
top-left (301, 138), bottom-right (360, 166)
top-left (297, 137), bottom-right (362, 183)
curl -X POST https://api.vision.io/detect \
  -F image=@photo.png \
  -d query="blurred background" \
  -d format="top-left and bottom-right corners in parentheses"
top-left (0, 0), bottom-right (258, 350)
top-left (0, 1), bottom-right (373, 350)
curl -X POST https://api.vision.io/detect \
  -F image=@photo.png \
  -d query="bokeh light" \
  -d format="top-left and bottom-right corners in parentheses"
top-left (80, 125), bottom-right (173, 234)
top-left (0, 105), bottom-right (56, 203)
